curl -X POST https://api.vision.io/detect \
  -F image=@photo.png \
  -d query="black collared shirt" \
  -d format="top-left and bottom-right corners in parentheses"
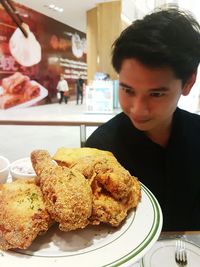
top-left (85, 108), bottom-right (200, 231)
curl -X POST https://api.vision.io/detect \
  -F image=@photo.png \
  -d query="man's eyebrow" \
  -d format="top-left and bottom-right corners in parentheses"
top-left (149, 87), bottom-right (169, 92)
top-left (119, 82), bottom-right (133, 89)
top-left (119, 82), bottom-right (169, 91)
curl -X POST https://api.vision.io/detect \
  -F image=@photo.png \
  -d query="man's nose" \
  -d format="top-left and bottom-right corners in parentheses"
top-left (130, 96), bottom-right (149, 116)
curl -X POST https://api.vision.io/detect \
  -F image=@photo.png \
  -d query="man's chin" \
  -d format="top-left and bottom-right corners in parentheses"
top-left (131, 119), bottom-right (152, 131)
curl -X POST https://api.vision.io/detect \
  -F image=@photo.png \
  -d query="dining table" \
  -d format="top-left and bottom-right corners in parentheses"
top-left (132, 231), bottom-right (200, 266)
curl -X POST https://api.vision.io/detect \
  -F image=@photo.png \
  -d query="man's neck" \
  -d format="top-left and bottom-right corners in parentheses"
top-left (145, 120), bottom-right (173, 148)
top-left (146, 131), bottom-right (170, 147)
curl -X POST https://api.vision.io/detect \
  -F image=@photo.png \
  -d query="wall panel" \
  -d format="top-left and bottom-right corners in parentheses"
top-left (87, 1), bottom-right (121, 82)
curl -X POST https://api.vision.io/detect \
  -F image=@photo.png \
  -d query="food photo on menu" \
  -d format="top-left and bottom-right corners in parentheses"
top-left (9, 22), bottom-right (41, 67)
top-left (0, 72), bottom-right (42, 109)
top-left (0, 10), bottom-right (47, 109)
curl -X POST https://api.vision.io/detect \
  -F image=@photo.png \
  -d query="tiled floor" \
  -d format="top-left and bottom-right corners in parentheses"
top-left (0, 100), bottom-right (102, 162)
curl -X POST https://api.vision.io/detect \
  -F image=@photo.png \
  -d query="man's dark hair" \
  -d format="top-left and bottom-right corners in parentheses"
top-left (112, 7), bottom-right (200, 84)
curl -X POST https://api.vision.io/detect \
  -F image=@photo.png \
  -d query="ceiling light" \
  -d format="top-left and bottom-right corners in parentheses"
top-left (46, 4), bottom-right (64, 13)
top-left (49, 4), bottom-right (55, 9)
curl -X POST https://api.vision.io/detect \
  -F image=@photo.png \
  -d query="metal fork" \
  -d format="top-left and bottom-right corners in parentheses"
top-left (175, 239), bottom-right (188, 266)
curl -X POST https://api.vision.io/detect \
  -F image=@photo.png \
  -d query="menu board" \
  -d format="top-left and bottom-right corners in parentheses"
top-left (86, 81), bottom-right (114, 113)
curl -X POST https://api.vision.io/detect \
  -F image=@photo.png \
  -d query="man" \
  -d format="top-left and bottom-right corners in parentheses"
top-left (76, 75), bottom-right (84, 104)
top-left (85, 7), bottom-right (200, 231)
top-left (57, 74), bottom-right (69, 104)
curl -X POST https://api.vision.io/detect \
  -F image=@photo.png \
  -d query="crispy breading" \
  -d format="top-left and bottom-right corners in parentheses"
top-left (53, 147), bottom-right (141, 227)
top-left (90, 193), bottom-right (129, 227)
top-left (0, 179), bottom-right (50, 250)
top-left (53, 148), bottom-right (139, 200)
top-left (70, 156), bottom-right (133, 199)
top-left (31, 150), bottom-right (93, 231)
top-left (53, 147), bottom-right (113, 167)
top-left (89, 174), bottom-right (141, 227)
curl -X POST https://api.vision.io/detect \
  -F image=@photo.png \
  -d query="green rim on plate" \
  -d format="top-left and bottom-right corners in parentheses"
top-left (104, 183), bottom-right (162, 267)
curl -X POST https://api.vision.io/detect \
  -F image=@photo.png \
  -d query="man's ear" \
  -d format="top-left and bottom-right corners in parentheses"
top-left (182, 72), bottom-right (197, 96)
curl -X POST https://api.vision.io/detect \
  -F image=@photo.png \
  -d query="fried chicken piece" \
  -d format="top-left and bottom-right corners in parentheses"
top-left (53, 147), bottom-right (139, 200)
top-left (89, 174), bottom-right (141, 227)
top-left (53, 147), bottom-right (141, 227)
top-left (53, 147), bottom-right (113, 167)
top-left (0, 179), bottom-right (50, 250)
top-left (90, 193), bottom-right (128, 227)
top-left (31, 150), bottom-right (92, 231)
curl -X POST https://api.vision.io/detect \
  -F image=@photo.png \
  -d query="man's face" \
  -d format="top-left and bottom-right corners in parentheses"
top-left (118, 59), bottom-right (192, 135)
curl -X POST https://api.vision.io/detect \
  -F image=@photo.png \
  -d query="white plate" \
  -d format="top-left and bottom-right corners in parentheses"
top-left (1, 80), bottom-right (48, 110)
top-left (141, 239), bottom-right (200, 267)
top-left (0, 184), bottom-right (163, 267)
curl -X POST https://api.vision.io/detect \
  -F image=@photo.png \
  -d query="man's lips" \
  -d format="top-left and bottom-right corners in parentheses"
top-left (132, 117), bottom-right (151, 123)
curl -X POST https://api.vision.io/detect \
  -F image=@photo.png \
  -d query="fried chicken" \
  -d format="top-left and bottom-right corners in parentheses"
top-left (53, 147), bottom-right (141, 227)
top-left (53, 148), bottom-right (133, 199)
top-left (53, 147), bottom-right (113, 167)
top-left (31, 150), bottom-right (92, 231)
top-left (0, 179), bottom-right (50, 250)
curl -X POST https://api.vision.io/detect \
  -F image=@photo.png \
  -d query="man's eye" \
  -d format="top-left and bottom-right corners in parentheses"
top-left (150, 92), bottom-right (165, 97)
top-left (121, 87), bottom-right (134, 95)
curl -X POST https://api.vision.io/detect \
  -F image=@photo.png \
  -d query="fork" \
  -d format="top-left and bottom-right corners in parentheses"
top-left (175, 239), bottom-right (188, 266)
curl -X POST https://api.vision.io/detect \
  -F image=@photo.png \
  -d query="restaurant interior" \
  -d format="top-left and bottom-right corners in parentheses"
top-left (0, 1), bottom-right (200, 266)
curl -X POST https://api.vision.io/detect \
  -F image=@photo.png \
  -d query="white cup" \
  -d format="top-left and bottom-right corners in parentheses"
top-left (0, 156), bottom-right (10, 183)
